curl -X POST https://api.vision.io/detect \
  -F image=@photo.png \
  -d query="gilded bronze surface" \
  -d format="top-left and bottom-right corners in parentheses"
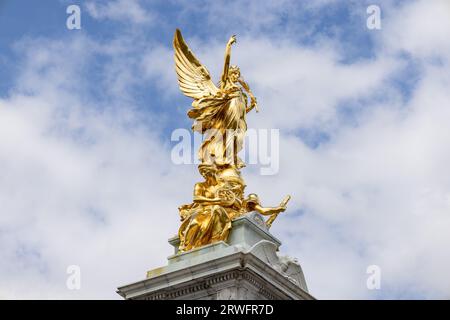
top-left (174, 29), bottom-right (290, 252)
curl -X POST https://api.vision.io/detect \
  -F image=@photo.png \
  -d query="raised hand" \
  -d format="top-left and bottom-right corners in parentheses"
top-left (227, 35), bottom-right (237, 46)
top-left (250, 96), bottom-right (259, 112)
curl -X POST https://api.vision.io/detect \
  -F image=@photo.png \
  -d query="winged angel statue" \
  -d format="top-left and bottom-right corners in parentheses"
top-left (173, 29), bottom-right (290, 252)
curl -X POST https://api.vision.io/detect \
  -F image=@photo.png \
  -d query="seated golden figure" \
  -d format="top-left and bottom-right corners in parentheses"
top-left (178, 164), bottom-right (234, 252)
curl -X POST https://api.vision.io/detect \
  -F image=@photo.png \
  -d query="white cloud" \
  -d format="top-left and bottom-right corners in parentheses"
top-left (274, 65), bottom-right (450, 297)
top-left (0, 35), bottom-right (195, 299)
top-left (383, 0), bottom-right (450, 59)
top-left (253, 1), bottom-right (450, 298)
top-left (85, 0), bottom-right (152, 25)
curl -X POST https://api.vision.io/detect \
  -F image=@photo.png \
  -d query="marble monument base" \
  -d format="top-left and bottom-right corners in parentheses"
top-left (116, 212), bottom-right (313, 300)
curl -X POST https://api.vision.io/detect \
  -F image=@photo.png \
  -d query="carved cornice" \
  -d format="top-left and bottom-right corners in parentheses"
top-left (137, 269), bottom-right (281, 300)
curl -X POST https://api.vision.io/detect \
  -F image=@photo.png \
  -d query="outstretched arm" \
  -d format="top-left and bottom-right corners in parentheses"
top-left (247, 195), bottom-right (290, 216)
top-left (253, 204), bottom-right (286, 216)
top-left (220, 35), bottom-right (236, 90)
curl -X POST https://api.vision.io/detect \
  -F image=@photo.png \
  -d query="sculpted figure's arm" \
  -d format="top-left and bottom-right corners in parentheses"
top-left (246, 194), bottom-right (290, 216)
top-left (253, 204), bottom-right (286, 216)
top-left (193, 183), bottom-right (222, 205)
top-left (220, 35), bottom-right (236, 90)
top-left (239, 78), bottom-right (258, 113)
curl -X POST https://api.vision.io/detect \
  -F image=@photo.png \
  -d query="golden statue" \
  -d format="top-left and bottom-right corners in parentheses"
top-left (174, 29), bottom-right (290, 252)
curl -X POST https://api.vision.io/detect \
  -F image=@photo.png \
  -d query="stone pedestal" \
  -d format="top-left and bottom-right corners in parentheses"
top-left (117, 212), bottom-right (313, 300)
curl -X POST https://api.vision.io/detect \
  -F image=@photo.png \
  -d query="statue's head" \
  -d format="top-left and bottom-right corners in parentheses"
top-left (246, 193), bottom-right (260, 205)
top-left (229, 65), bottom-right (240, 83)
top-left (244, 193), bottom-right (260, 211)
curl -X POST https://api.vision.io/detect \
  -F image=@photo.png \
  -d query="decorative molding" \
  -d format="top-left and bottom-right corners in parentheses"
top-left (137, 269), bottom-right (282, 300)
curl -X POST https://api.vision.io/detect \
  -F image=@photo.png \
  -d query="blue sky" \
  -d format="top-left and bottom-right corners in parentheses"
top-left (1, 0), bottom-right (450, 299)
top-left (0, 0), bottom-right (389, 133)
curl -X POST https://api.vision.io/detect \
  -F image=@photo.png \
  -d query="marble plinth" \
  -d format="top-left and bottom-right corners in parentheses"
top-left (117, 212), bottom-right (313, 300)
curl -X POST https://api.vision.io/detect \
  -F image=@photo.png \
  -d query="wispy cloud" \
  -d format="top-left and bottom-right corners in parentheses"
top-left (85, 0), bottom-right (153, 25)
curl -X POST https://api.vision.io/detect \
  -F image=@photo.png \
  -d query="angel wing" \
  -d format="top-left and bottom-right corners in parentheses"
top-left (173, 29), bottom-right (219, 100)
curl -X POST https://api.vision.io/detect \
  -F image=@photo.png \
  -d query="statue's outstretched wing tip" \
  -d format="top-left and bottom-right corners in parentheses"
top-left (173, 29), bottom-right (181, 48)
top-left (174, 29), bottom-right (182, 42)
top-left (172, 28), bottom-right (219, 100)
